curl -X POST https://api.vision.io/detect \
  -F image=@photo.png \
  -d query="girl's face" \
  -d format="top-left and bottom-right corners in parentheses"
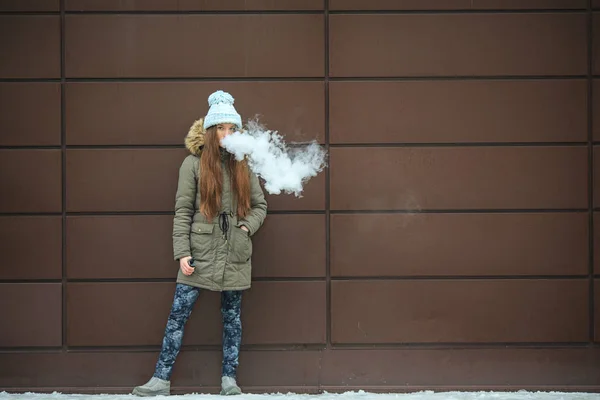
top-left (216, 123), bottom-right (237, 147)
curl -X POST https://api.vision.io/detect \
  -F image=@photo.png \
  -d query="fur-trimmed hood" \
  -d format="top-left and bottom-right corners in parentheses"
top-left (185, 118), bottom-right (206, 156)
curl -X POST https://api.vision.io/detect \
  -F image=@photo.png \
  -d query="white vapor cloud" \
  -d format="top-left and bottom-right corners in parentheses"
top-left (221, 119), bottom-right (327, 197)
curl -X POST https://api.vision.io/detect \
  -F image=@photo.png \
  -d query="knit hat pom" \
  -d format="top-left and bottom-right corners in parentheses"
top-left (208, 90), bottom-right (235, 107)
top-left (203, 89), bottom-right (242, 130)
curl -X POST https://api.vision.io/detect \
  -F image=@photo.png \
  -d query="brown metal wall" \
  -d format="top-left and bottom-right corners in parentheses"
top-left (1, 0), bottom-right (600, 394)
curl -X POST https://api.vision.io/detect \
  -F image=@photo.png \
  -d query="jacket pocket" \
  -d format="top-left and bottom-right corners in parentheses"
top-left (228, 226), bottom-right (252, 263)
top-left (190, 222), bottom-right (215, 261)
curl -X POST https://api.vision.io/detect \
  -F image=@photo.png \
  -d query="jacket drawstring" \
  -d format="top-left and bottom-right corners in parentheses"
top-left (219, 212), bottom-right (229, 242)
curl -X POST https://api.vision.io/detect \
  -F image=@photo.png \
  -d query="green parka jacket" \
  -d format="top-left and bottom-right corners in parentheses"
top-left (172, 120), bottom-right (267, 291)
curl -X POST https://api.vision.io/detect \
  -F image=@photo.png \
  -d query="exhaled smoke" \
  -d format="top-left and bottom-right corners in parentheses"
top-left (221, 119), bottom-right (327, 197)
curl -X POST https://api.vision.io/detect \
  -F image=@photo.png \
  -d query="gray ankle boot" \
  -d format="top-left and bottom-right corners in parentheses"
top-left (220, 376), bottom-right (242, 395)
top-left (132, 376), bottom-right (170, 397)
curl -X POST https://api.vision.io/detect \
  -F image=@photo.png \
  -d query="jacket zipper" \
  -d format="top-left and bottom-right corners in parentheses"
top-left (219, 165), bottom-right (236, 287)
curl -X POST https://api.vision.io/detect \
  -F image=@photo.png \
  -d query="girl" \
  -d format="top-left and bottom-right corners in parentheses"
top-left (133, 90), bottom-right (268, 396)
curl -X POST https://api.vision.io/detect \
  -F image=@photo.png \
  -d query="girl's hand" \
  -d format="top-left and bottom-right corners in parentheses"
top-left (180, 256), bottom-right (194, 276)
top-left (240, 225), bottom-right (249, 232)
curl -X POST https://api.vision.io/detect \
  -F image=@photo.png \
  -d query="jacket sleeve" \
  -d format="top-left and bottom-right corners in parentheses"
top-left (172, 155), bottom-right (197, 261)
top-left (237, 172), bottom-right (267, 236)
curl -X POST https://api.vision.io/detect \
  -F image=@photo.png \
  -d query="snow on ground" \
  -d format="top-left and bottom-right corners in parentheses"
top-left (0, 391), bottom-right (598, 400)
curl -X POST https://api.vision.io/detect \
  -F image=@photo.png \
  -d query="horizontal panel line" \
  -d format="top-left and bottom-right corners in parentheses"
top-left (62, 77), bottom-right (324, 82)
top-left (67, 346), bottom-right (165, 352)
top-left (265, 210), bottom-right (326, 215)
top-left (0, 76), bottom-right (593, 83)
top-left (0, 280), bottom-right (62, 284)
top-left (240, 343), bottom-right (326, 350)
top-left (330, 342), bottom-right (597, 349)
top-left (0, 79), bottom-right (60, 83)
top-left (0, 12), bottom-right (59, 15)
top-left (330, 142), bottom-right (588, 148)
top-left (0, 347), bottom-right (63, 352)
top-left (3, 276), bottom-right (593, 284)
top-left (12, 211), bottom-right (324, 217)
top-left (0, 146), bottom-right (62, 150)
top-left (331, 275), bottom-right (589, 281)
top-left (73, 142), bottom-right (588, 148)
top-left (62, 10), bottom-right (324, 15)
top-left (331, 209), bottom-right (588, 214)
top-left (329, 9), bottom-right (587, 14)
top-left (0, 209), bottom-right (589, 217)
top-left (0, 212), bottom-right (62, 216)
top-left (0, 212), bottom-right (174, 216)
top-left (329, 75), bottom-right (587, 81)
top-left (0, 144), bottom-right (327, 150)
top-left (0, 142), bottom-right (592, 150)
top-left (65, 211), bottom-right (174, 216)
top-left (65, 344), bottom-right (326, 352)
top-left (2, 343), bottom-right (595, 353)
top-left (66, 144), bottom-right (184, 149)
top-left (0, 9), bottom-right (586, 15)
top-left (0, 211), bottom-right (327, 217)
top-left (65, 277), bottom-right (326, 283)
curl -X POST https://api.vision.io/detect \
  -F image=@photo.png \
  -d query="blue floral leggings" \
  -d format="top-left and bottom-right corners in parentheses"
top-left (153, 283), bottom-right (242, 381)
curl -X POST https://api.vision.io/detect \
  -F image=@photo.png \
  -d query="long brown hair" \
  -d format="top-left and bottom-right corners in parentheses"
top-left (199, 127), bottom-right (251, 221)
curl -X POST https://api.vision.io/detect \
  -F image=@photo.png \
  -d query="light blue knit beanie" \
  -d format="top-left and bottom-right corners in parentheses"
top-left (203, 90), bottom-right (242, 130)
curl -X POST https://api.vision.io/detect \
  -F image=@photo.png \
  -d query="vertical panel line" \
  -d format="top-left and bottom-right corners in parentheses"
top-left (60, 0), bottom-right (67, 350)
top-left (321, 2), bottom-right (331, 392)
top-left (589, 0), bottom-right (595, 344)
top-left (324, 0), bottom-right (331, 351)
